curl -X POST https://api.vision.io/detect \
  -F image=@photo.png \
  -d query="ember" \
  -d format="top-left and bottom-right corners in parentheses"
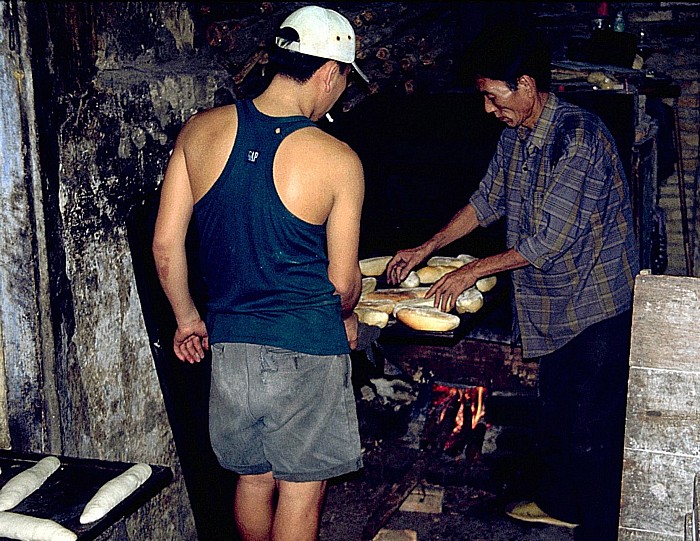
top-left (423, 383), bottom-right (486, 457)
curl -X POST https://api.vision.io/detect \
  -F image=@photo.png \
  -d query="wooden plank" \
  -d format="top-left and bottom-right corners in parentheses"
top-left (624, 368), bottom-right (700, 456)
top-left (618, 527), bottom-right (682, 541)
top-left (628, 275), bottom-right (700, 373)
top-left (693, 473), bottom-right (700, 541)
top-left (621, 275), bottom-right (700, 539)
top-left (620, 449), bottom-right (700, 533)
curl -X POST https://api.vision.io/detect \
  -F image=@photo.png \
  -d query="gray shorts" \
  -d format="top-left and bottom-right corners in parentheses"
top-left (209, 342), bottom-right (363, 482)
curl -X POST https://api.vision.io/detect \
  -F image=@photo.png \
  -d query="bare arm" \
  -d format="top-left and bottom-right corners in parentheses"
top-left (326, 148), bottom-right (365, 349)
top-left (387, 203), bottom-right (481, 285)
top-left (152, 132), bottom-right (209, 363)
top-left (429, 247), bottom-right (529, 312)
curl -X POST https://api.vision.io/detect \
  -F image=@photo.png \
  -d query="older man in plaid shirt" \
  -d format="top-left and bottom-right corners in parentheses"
top-left (387, 24), bottom-right (638, 541)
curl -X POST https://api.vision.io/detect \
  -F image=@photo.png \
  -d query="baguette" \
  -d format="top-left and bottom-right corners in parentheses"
top-left (0, 456), bottom-right (61, 512)
top-left (415, 265), bottom-right (456, 284)
top-left (395, 306), bottom-right (460, 332)
top-left (361, 288), bottom-right (421, 303)
top-left (398, 270), bottom-right (420, 288)
top-left (356, 299), bottom-right (396, 315)
top-left (0, 512), bottom-right (76, 541)
top-left (392, 297), bottom-right (436, 317)
top-left (409, 287), bottom-right (431, 299)
top-left (455, 287), bottom-right (484, 314)
top-left (457, 254), bottom-right (478, 264)
top-left (476, 275), bottom-right (497, 292)
top-left (359, 256), bottom-right (392, 277)
top-left (80, 463), bottom-right (152, 524)
top-left (354, 307), bottom-right (389, 329)
top-left (361, 277), bottom-right (377, 295)
top-left (426, 256), bottom-right (465, 268)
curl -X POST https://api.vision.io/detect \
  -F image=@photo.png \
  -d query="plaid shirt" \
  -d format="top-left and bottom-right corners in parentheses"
top-left (470, 94), bottom-right (639, 358)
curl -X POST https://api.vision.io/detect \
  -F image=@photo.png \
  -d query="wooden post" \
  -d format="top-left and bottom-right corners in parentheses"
top-left (619, 274), bottom-right (700, 540)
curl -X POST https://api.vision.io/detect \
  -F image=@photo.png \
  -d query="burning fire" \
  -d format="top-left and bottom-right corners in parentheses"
top-left (428, 384), bottom-right (487, 455)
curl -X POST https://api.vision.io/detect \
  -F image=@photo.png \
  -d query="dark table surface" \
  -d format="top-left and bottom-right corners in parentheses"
top-left (378, 275), bottom-right (512, 346)
top-left (0, 449), bottom-right (172, 540)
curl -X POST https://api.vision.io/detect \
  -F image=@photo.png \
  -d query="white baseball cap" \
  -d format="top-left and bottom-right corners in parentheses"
top-left (275, 5), bottom-right (369, 83)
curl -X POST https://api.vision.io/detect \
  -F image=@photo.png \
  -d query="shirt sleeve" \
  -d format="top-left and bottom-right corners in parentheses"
top-left (469, 137), bottom-right (507, 227)
top-left (515, 124), bottom-right (612, 272)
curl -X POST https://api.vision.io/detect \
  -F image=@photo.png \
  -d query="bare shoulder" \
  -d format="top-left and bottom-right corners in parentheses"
top-left (176, 104), bottom-right (238, 200)
top-left (289, 127), bottom-right (362, 172)
top-left (178, 104), bottom-right (237, 146)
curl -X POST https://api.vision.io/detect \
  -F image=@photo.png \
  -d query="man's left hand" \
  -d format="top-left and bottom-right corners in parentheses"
top-left (173, 318), bottom-right (209, 363)
top-left (427, 265), bottom-right (477, 312)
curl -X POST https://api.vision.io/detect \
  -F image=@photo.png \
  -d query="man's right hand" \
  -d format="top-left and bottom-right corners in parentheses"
top-left (386, 245), bottom-right (431, 285)
top-left (173, 317), bottom-right (209, 364)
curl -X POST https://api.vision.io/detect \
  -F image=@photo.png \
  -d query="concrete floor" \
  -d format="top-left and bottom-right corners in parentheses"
top-left (319, 438), bottom-right (575, 541)
top-left (318, 364), bottom-right (576, 541)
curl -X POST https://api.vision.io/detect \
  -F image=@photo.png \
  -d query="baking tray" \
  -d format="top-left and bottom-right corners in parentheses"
top-left (0, 449), bottom-right (172, 540)
top-left (376, 274), bottom-right (510, 346)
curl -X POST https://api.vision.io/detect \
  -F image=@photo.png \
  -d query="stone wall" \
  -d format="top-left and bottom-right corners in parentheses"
top-left (1, 3), bottom-right (697, 540)
top-left (529, 2), bottom-right (699, 276)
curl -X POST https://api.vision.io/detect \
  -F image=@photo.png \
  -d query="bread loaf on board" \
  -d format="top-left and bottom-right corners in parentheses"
top-left (356, 299), bottom-right (396, 315)
top-left (416, 265), bottom-right (456, 284)
top-left (359, 256), bottom-right (392, 277)
top-left (476, 275), bottom-right (497, 292)
top-left (426, 256), bottom-right (465, 268)
top-left (392, 297), bottom-right (437, 317)
top-left (361, 277), bottom-right (377, 295)
top-left (354, 307), bottom-right (389, 328)
top-left (455, 287), bottom-right (484, 314)
top-left (398, 270), bottom-right (420, 288)
top-left (395, 306), bottom-right (460, 332)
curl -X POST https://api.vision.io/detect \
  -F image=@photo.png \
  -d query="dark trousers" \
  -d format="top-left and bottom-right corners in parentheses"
top-left (534, 310), bottom-right (632, 541)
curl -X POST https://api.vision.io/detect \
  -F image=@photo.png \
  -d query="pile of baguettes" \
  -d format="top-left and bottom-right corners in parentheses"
top-left (0, 456), bottom-right (152, 540)
top-left (355, 255), bottom-right (497, 332)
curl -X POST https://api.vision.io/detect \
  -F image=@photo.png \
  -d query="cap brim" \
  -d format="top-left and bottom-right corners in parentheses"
top-left (352, 62), bottom-right (369, 83)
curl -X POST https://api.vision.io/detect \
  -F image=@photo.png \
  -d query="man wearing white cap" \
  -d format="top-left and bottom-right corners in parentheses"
top-left (153, 6), bottom-right (366, 540)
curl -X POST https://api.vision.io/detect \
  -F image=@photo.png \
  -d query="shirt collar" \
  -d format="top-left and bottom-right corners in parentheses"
top-left (516, 93), bottom-right (559, 150)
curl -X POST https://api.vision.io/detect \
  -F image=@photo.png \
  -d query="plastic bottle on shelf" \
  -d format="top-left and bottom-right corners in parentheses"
top-left (614, 11), bottom-right (626, 32)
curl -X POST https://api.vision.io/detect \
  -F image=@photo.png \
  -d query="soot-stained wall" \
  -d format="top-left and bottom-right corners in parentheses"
top-left (1, 2), bottom-right (697, 540)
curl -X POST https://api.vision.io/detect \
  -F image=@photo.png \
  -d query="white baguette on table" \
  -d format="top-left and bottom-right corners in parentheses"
top-left (79, 463), bottom-right (152, 524)
top-left (0, 457), bottom-right (61, 512)
top-left (359, 256), bottom-right (392, 277)
top-left (354, 307), bottom-right (390, 329)
top-left (0, 511), bottom-right (76, 541)
top-left (415, 265), bottom-right (456, 284)
top-left (361, 277), bottom-right (377, 295)
top-left (426, 256), bottom-right (465, 268)
top-left (395, 306), bottom-right (460, 332)
top-left (476, 275), bottom-right (497, 292)
top-left (455, 287), bottom-right (484, 314)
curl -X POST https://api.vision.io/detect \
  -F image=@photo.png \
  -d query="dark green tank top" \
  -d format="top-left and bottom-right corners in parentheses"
top-left (193, 100), bottom-right (349, 354)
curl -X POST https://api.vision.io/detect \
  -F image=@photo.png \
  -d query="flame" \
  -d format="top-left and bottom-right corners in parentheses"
top-left (430, 384), bottom-right (487, 453)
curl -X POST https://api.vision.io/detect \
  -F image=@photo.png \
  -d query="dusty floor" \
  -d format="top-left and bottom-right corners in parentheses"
top-left (317, 353), bottom-right (576, 541)
top-left (319, 439), bottom-right (575, 541)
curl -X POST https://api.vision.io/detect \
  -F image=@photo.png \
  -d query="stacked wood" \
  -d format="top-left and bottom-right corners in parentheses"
top-left (197, 2), bottom-right (467, 110)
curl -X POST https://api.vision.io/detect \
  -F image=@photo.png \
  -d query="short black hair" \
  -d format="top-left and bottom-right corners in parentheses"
top-left (267, 27), bottom-right (350, 84)
top-left (463, 24), bottom-right (552, 91)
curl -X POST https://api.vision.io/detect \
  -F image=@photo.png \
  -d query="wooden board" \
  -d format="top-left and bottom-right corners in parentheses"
top-left (619, 274), bottom-right (700, 540)
top-left (0, 450), bottom-right (172, 541)
top-left (378, 277), bottom-right (510, 345)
